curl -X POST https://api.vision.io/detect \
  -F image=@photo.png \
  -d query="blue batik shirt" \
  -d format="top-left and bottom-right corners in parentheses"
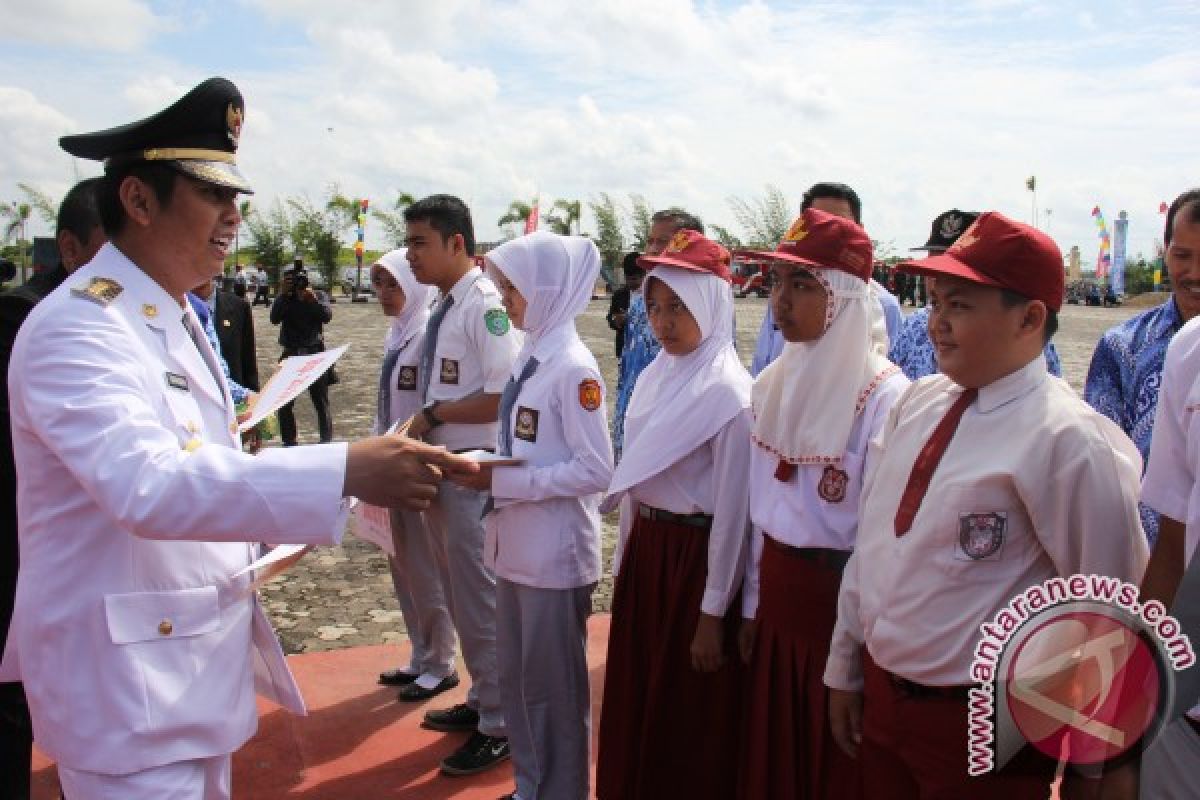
top-left (186, 292), bottom-right (250, 406)
top-left (1084, 298), bottom-right (1184, 546)
top-left (888, 306), bottom-right (1062, 382)
top-left (612, 292), bottom-right (661, 460)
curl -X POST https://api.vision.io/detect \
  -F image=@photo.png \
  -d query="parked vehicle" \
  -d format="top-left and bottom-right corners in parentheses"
top-left (732, 257), bottom-right (770, 298)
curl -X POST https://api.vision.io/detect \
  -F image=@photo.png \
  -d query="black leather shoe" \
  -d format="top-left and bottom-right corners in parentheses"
top-left (378, 668), bottom-right (419, 687)
top-left (440, 731), bottom-right (510, 776)
top-left (398, 672), bottom-right (460, 702)
top-left (423, 702), bottom-right (480, 732)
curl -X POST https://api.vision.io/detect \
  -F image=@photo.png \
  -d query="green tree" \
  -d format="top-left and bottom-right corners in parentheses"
top-left (711, 224), bottom-right (743, 251)
top-left (373, 192), bottom-right (417, 249)
top-left (18, 183), bottom-right (57, 227)
top-left (627, 193), bottom-right (653, 252)
top-left (287, 186), bottom-right (358, 288)
top-left (589, 192), bottom-right (626, 273)
top-left (232, 199), bottom-right (253, 270)
top-left (243, 200), bottom-right (291, 278)
top-left (0, 199), bottom-right (32, 281)
top-left (544, 198), bottom-right (582, 235)
top-left (728, 184), bottom-right (793, 248)
top-left (497, 199), bottom-right (535, 238)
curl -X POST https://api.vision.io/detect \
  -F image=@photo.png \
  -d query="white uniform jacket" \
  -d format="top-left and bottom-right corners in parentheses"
top-left (485, 328), bottom-right (613, 589)
top-left (2, 245), bottom-right (349, 775)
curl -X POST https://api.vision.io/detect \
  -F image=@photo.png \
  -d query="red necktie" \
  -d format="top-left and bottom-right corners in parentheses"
top-left (894, 387), bottom-right (978, 537)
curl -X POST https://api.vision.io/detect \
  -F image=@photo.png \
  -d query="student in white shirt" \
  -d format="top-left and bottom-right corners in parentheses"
top-left (738, 209), bottom-right (908, 800)
top-left (369, 250), bottom-right (459, 700)
top-left (452, 231), bottom-right (613, 800)
top-left (596, 230), bottom-right (753, 800)
top-left (824, 212), bottom-right (1148, 798)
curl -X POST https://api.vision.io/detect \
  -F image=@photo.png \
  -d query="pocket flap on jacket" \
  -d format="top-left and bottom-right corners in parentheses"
top-left (104, 586), bottom-right (221, 644)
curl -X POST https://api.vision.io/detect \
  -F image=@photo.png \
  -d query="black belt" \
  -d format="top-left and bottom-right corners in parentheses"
top-left (764, 535), bottom-right (850, 571)
top-left (638, 504), bottom-right (712, 529)
top-left (886, 672), bottom-right (972, 701)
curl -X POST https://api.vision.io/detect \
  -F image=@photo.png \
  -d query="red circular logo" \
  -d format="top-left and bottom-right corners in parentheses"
top-left (1005, 610), bottom-right (1164, 765)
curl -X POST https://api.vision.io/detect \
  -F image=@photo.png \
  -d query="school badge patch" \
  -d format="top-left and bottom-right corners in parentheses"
top-left (579, 378), bottom-right (602, 411)
top-left (485, 308), bottom-right (510, 336)
top-left (440, 358), bottom-right (459, 385)
top-left (397, 366), bottom-right (418, 391)
top-left (957, 511), bottom-right (1007, 560)
top-left (515, 406), bottom-right (539, 442)
top-left (71, 277), bottom-right (123, 306)
top-left (817, 465), bottom-right (849, 503)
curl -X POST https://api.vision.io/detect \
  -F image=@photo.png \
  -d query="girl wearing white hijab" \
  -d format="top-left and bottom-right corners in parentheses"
top-left (596, 230), bottom-right (753, 800)
top-left (735, 210), bottom-right (908, 800)
top-left (454, 231), bottom-right (613, 800)
top-left (369, 251), bottom-right (460, 701)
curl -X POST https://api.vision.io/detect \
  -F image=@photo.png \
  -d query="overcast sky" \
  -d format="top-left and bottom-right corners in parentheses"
top-left (1, 0), bottom-right (1196, 261)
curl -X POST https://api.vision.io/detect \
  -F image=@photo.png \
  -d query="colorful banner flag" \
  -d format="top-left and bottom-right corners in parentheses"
top-left (1112, 211), bottom-right (1128, 295)
top-left (1091, 206), bottom-right (1112, 278)
top-left (524, 200), bottom-right (539, 234)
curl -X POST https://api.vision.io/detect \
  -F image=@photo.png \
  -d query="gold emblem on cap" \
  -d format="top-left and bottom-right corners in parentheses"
top-left (784, 218), bottom-right (808, 242)
top-left (667, 231), bottom-right (691, 253)
top-left (142, 303), bottom-right (158, 319)
top-left (71, 277), bottom-right (123, 306)
top-left (226, 104), bottom-right (243, 149)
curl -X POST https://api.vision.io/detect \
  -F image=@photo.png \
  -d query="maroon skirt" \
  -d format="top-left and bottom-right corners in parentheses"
top-left (739, 535), bottom-right (861, 800)
top-left (596, 513), bottom-right (744, 800)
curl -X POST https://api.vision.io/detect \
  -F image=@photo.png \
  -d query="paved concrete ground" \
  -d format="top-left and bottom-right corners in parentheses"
top-left (250, 293), bottom-right (1143, 655)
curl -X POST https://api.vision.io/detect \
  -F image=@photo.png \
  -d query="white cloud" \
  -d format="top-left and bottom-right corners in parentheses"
top-left (0, 0), bottom-right (170, 51)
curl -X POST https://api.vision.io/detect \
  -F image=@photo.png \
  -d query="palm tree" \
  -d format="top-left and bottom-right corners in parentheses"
top-left (0, 200), bottom-right (32, 282)
top-left (497, 199), bottom-right (535, 235)
top-left (373, 192), bottom-right (417, 248)
top-left (544, 199), bottom-right (582, 235)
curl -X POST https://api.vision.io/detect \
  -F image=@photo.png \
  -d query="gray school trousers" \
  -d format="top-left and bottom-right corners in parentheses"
top-left (388, 508), bottom-right (456, 679)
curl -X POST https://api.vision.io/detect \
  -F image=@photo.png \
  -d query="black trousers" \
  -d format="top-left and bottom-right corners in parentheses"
top-left (0, 680), bottom-right (31, 800)
top-left (278, 378), bottom-right (332, 444)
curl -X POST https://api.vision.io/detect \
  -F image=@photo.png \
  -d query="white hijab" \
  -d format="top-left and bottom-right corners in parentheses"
top-left (606, 265), bottom-right (752, 502)
top-left (374, 248), bottom-right (436, 353)
top-left (485, 231), bottom-right (599, 362)
top-left (752, 266), bottom-right (896, 466)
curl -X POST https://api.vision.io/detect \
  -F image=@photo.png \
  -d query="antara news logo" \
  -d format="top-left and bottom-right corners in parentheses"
top-left (968, 574), bottom-right (1196, 776)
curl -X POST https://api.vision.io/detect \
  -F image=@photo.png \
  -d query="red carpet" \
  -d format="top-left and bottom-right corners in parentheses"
top-left (31, 614), bottom-right (611, 799)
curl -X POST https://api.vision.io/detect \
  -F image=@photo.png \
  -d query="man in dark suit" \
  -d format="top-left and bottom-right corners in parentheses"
top-left (606, 253), bottom-right (644, 358)
top-left (195, 276), bottom-right (260, 391)
top-left (1, 177), bottom-right (105, 800)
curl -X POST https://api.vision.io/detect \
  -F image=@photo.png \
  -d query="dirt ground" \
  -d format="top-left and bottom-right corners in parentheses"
top-left (250, 293), bottom-right (1142, 654)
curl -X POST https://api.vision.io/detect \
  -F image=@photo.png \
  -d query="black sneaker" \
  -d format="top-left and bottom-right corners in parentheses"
top-left (440, 731), bottom-right (510, 776)
top-left (423, 702), bottom-right (480, 732)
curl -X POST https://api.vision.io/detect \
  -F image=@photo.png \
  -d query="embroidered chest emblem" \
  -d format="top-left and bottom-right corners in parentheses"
top-left (397, 365), bottom-right (418, 391)
top-left (579, 378), bottom-right (602, 411)
top-left (514, 406), bottom-right (539, 442)
top-left (818, 465), bottom-right (849, 503)
top-left (958, 512), bottom-right (1007, 560)
top-left (440, 358), bottom-right (459, 385)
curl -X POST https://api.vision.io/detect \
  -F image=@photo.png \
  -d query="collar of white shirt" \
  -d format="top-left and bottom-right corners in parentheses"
top-left (443, 266), bottom-right (483, 305)
top-left (975, 355), bottom-right (1047, 414)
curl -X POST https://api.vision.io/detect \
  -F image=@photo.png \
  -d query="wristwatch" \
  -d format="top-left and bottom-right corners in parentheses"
top-left (422, 402), bottom-right (444, 429)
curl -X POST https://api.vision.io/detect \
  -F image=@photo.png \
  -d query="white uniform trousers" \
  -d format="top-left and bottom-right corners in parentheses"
top-left (58, 754), bottom-right (231, 800)
top-left (387, 508), bottom-right (456, 678)
top-left (1141, 719), bottom-right (1200, 799)
top-left (497, 578), bottom-right (594, 800)
top-left (424, 481), bottom-right (505, 737)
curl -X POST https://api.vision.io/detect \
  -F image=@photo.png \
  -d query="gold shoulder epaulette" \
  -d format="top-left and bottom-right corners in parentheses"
top-left (71, 277), bottom-right (124, 306)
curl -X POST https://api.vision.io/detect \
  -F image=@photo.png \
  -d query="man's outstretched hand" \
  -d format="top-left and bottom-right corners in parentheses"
top-left (344, 435), bottom-right (479, 511)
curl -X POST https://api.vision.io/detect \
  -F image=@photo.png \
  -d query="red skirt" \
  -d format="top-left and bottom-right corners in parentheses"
top-left (739, 536), bottom-right (861, 800)
top-left (596, 513), bottom-right (744, 800)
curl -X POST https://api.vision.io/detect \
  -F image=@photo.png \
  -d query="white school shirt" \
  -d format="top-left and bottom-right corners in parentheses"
top-left (613, 409), bottom-right (754, 618)
top-left (742, 371), bottom-right (908, 619)
top-left (825, 357), bottom-right (1149, 691)
top-left (1139, 315), bottom-right (1200, 721)
top-left (425, 267), bottom-right (523, 452)
top-left (486, 328), bottom-right (614, 589)
top-left (376, 329), bottom-right (426, 433)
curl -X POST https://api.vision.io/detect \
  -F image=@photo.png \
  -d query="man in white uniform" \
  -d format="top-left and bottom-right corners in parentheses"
top-left (0, 77), bottom-right (473, 799)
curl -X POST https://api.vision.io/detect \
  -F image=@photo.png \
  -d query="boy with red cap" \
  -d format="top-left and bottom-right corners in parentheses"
top-left (738, 208), bottom-right (908, 799)
top-left (597, 230), bottom-right (753, 800)
top-left (824, 212), bottom-right (1149, 797)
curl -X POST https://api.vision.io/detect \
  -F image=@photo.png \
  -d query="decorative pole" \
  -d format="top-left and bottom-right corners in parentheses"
top-left (354, 198), bottom-right (368, 300)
